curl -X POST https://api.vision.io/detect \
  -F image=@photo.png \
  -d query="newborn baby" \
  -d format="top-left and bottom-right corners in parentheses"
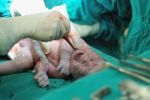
top-left (8, 36), bottom-right (105, 87)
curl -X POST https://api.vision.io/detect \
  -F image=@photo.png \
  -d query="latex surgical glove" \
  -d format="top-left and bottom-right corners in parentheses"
top-left (0, 11), bottom-right (70, 55)
top-left (10, 1), bottom-right (100, 47)
top-left (11, 1), bottom-right (100, 38)
top-left (51, 4), bottom-right (100, 49)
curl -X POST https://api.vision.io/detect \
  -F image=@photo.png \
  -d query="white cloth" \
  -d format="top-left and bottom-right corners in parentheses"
top-left (10, 0), bottom-right (48, 16)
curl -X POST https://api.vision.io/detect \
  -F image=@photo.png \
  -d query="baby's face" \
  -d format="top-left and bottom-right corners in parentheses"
top-left (70, 49), bottom-right (105, 79)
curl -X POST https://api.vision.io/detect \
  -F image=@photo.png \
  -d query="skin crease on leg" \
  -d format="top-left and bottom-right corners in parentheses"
top-left (7, 36), bottom-right (105, 87)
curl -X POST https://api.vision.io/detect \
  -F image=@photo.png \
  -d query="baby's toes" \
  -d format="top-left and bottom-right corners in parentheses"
top-left (43, 81), bottom-right (49, 87)
top-left (40, 76), bottom-right (49, 87)
top-left (43, 75), bottom-right (49, 85)
top-left (34, 72), bottom-right (43, 80)
top-left (38, 77), bottom-right (46, 87)
top-left (34, 74), bottom-right (40, 80)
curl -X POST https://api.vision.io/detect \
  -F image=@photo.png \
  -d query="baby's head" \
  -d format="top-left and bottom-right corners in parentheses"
top-left (70, 49), bottom-right (105, 79)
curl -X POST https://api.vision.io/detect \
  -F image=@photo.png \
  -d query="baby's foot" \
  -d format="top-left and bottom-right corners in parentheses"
top-left (34, 71), bottom-right (49, 87)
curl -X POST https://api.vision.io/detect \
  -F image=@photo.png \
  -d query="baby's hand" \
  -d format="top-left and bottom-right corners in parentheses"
top-left (57, 59), bottom-right (70, 75)
top-left (34, 71), bottom-right (49, 87)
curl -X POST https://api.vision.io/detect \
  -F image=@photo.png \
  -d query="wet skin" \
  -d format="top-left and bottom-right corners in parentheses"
top-left (8, 36), bottom-right (105, 87)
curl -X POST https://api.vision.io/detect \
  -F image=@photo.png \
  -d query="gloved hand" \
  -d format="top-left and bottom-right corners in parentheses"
top-left (51, 4), bottom-right (100, 49)
top-left (12, 11), bottom-right (70, 41)
top-left (0, 11), bottom-right (70, 55)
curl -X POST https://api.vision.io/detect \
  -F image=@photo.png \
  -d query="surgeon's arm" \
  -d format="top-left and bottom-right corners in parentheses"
top-left (0, 11), bottom-right (70, 55)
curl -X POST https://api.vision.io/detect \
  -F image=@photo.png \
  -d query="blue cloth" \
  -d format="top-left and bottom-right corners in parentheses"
top-left (124, 0), bottom-right (150, 56)
top-left (0, 0), bottom-right (12, 17)
top-left (65, 0), bottom-right (150, 57)
top-left (44, 0), bottom-right (66, 9)
top-left (66, 0), bottom-right (131, 42)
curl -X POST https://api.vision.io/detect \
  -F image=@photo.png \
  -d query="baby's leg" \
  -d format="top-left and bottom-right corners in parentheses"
top-left (0, 46), bottom-right (33, 74)
top-left (34, 61), bottom-right (64, 87)
top-left (34, 61), bottom-right (49, 87)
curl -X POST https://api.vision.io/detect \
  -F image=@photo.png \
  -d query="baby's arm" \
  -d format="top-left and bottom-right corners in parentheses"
top-left (34, 61), bottom-right (49, 87)
top-left (57, 39), bottom-right (73, 75)
top-left (33, 40), bottom-right (49, 87)
top-left (33, 41), bottom-right (49, 72)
